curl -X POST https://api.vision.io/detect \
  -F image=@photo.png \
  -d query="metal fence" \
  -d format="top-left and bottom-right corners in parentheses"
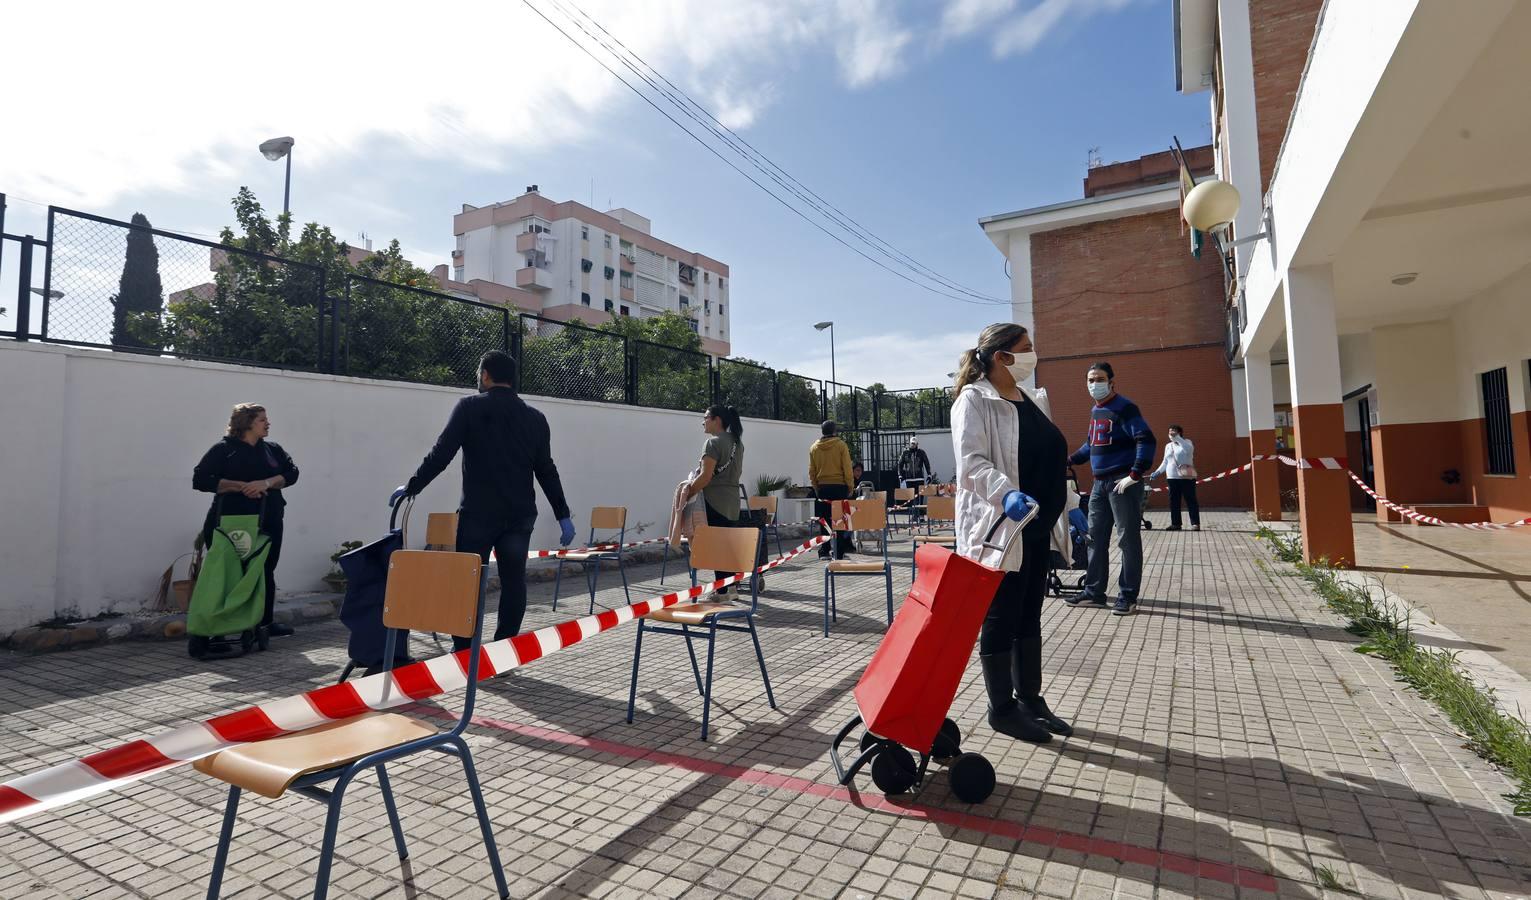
top-left (517, 314), bottom-right (627, 404)
top-left (44, 206), bottom-right (328, 370)
top-left (1, 201), bottom-right (961, 433)
top-left (342, 275), bottom-right (509, 386)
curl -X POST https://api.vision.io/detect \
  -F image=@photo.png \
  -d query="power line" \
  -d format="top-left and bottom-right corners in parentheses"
top-left (544, 0), bottom-right (1007, 305)
top-left (519, 0), bottom-right (1008, 308)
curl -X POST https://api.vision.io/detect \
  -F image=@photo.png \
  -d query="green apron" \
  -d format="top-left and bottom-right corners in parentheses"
top-left (188, 513), bottom-right (272, 637)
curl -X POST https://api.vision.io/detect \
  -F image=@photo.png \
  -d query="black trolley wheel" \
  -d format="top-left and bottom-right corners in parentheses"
top-left (948, 752), bottom-right (996, 803)
top-left (256, 626), bottom-right (270, 652)
top-left (240, 631), bottom-right (256, 653)
top-left (187, 635), bottom-right (210, 660)
top-left (870, 744), bottom-right (919, 795)
top-left (933, 719), bottom-right (962, 759)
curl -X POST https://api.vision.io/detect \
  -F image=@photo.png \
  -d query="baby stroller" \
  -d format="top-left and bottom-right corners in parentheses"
top-left (1048, 470), bottom-right (1089, 597)
top-left (187, 497), bottom-right (272, 660)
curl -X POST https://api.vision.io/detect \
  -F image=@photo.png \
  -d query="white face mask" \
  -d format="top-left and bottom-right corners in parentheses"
top-left (1088, 381), bottom-right (1111, 401)
top-left (1004, 351), bottom-right (1037, 383)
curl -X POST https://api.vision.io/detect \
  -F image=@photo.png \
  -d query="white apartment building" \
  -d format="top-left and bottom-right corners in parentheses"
top-left (442, 186), bottom-right (732, 356)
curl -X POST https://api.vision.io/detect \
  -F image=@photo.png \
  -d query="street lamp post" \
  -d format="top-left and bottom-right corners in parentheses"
top-left (258, 136), bottom-right (296, 218)
top-left (814, 320), bottom-right (836, 386)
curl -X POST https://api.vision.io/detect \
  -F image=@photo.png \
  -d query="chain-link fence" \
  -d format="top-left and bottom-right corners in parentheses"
top-left (776, 372), bottom-right (824, 425)
top-left (341, 275), bottom-right (508, 386)
top-left (518, 314), bottom-right (627, 404)
top-left (631, 338), bottom-right (710, 412)
top-left (715, 357), bottom-right (777, 420)
top-left (878, 387), bottom-right (953, 430)
top-left (44, 207), bottom-right (326, 369)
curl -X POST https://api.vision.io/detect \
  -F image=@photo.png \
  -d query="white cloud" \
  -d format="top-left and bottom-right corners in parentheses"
top-left (990, 0), bottom-right (1139, 57)
top-left (0, 0), bottom-right (921, 210)
top-left (940, 0), bottom-right (1018, 39)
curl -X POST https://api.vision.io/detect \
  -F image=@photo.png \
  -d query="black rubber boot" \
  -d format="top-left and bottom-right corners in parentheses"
top-left (981, 652), bottom-right (1052, 744)
top-left (1014, 636), bottom-right (1072, 736)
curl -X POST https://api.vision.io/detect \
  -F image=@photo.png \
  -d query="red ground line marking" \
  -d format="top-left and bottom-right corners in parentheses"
top-left (441, 710), bottom-right (1278, 892)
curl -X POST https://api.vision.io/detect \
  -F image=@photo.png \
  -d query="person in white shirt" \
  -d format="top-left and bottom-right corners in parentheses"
top-left (1149, 424), bottom-right (1200, 531)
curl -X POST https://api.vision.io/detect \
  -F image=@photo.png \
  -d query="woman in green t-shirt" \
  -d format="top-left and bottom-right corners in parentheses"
top-left (683, 404), bottom-right (749, 593)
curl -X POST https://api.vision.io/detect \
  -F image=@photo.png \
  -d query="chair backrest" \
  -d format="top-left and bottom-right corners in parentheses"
top-left (747, 496), bottom-right (778, 519)
top-left (590, 506), bottom-right (627, 530)
top-left (893, 488), bottom-right (916, 503)
top-left (919, 484), bottom-right (940, 496)
top-left (424, 512), bottom-right (458, 549)
top-left (926, 495), bottom-right (956, 522)
top-left (383, 550), bottom-right (484, 638)
top-left (689, 524), bottom-right (761, 573)
top-left (832, 498), bottom-right (887, 531)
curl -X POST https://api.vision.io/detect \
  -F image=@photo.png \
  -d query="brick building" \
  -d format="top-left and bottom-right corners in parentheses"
top-left (979, 146), bottom-right (1250, 508)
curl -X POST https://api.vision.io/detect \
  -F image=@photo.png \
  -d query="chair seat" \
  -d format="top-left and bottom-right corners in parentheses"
top-left (827, 559), bottom-right (889, 573)
top-left (557, 551), bottom-right (619, 562)
top-left (645, 600), bottom-right (748, 624)
top-left (193, 712), bottom-right (437, 799)
top-left (912, 534), bottom-right (956, 546)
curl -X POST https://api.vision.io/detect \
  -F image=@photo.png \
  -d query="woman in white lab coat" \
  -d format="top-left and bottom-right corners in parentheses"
top-left (951, 323), bottom-right (1072, 743)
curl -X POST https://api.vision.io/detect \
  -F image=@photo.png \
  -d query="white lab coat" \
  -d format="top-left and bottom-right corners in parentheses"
top-left (952, 377), bottom-right (1070, 572)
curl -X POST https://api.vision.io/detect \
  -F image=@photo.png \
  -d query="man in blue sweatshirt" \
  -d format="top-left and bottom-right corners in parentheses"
top-left (1066, 361), bottom-right (1156, 615)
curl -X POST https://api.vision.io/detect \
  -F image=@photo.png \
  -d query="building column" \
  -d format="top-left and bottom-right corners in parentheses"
top-left (1283, 265), bottom-right (1355, 566)
top-left (1244, 352), bottom-right (1282, 520)
top-left (1005, 232), bottom-right (1037, 390)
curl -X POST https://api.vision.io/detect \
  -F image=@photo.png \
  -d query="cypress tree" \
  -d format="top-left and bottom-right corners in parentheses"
top-left (110, 213), bottom-right (164, 350)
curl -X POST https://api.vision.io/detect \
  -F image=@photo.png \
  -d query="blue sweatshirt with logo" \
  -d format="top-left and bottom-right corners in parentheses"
top-left (1069, 394), bottom-right (1156, 481)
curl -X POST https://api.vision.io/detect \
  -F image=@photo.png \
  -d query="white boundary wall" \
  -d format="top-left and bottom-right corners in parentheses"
top-left (0, 342), bottom-right (821, 635)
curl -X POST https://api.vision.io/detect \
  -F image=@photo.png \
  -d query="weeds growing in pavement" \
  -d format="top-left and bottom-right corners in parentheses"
top-left (1313, 863), bottom-right (1355, 894)
top-left (1257, 530), bottom-right (1531, 815)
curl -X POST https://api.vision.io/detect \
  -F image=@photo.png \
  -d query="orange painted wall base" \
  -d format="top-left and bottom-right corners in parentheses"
top-left (1249, 430), bottom-right (1282, 521)
top-left (1293, 404), bottom-right (1355, 567)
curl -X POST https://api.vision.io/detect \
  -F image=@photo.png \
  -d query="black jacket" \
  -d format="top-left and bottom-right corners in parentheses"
top-left (407, 387), bottom-right (571, 531)
top-left (193, 437), bottom-right (300, 536)
top-left (898, 447), bottom-right (931, 479)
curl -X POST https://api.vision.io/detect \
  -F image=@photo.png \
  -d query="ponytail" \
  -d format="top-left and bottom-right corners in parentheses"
top-left (954, 322), bottom-right (1029, 395)
top-left (706, 404), bottom-right (743, 441)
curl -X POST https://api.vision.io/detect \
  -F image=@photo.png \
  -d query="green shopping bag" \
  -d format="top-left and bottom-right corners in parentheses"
top-left (187, 513), bottom-right (272, 637)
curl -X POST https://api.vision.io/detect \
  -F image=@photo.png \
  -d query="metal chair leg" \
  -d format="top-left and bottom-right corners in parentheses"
top-left (376, 765), bottom-right (408, 861)
top-left (679, 624), bottom-right (704, 695)
top-left (312, 781), bottom-right (349, 900)
top-left (747, 616), bottom-right (776, 709)
top-left (885, 566), bottom-right (894, 624)
top-left (831, 572), bottom-right (839, 623)
top-left (660, 545), bottom-right (670, 584)
top-left (626, 620), bottom-right (645, 724)
top-left (773, 526), bottom-right (783, 559)
top-left (206, 785), bottom-right (241, 900)
top-left (822, 569), bottom-right (831, 637)
top-left (456, 739), bottom-right (511, 900)
top-left (587, 560), bottom-right (599, 616)
top-left (618, 556), bottom-right (631, 604)
top-left (553, 559), bottom-right (564, 611)
top-left (700, 625), bottom-right (718, 741)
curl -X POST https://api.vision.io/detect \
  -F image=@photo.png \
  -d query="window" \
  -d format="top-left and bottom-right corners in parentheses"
top-left (719, 277), bottom-right (726, 290)
top-left (1482, 367), bottom-right (1516, 475)
top-left (620, 305), bottom-right (630, 317)
top-left (718, 303), bottom-right (725, 317)
top-left (604, 234), bottom-right (612, 248)
top-left (619, 271), bottom-right (632, 287)
top-left (581, 225), bottom-right (589, 240)
top-left (604, 266), bottom-right (615, 280)
top-left (704, 272), bottom-right (711, 284)
top-left (581, 258), bottom-right (593, 273)
top-left (704, 298), bottom-right (711, 313)
top-left (452, 266), bottom-right (464, 282)
top-left (679, 295), bottom-right (689, 309)
top-left (581, 292), bottom-right (591, 306)
top-left (678, 262), bottom-right (695, 285)
top-left (525, 256), bottom-right (536, 269)
top-left (604, 299), bottom-right (614, 313)
top-left (687, 319), bottom-right (698, 334)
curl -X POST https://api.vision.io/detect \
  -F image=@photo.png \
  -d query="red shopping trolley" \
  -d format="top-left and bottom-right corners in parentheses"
top-left (829, 509), bottom-right (1035, 803)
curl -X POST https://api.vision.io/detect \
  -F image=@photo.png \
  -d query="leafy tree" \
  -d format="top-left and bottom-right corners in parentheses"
top-left (110, 213), bottom-right (164, 351)
top-left (129, 188), bottom-right (504, 384)
top-left (716, 356), bottom-right (777, 419)
top-left (600, 312), bottom-right (710, 412)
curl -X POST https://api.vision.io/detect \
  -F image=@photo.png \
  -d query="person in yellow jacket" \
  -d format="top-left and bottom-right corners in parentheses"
top-left (809, 421), bottom-right (856, 559)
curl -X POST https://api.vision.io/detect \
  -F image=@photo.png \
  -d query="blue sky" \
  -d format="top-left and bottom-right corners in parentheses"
top-left (2, 0), bottom-right (1210, 388)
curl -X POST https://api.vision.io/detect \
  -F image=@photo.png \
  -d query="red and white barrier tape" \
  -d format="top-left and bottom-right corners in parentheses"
top-left (1147, 454), bottom-right (1346, 492)
top-left (0, 530), bottom-right (833, 825)
top-left (1345, 471), bottom-right (1531, 530)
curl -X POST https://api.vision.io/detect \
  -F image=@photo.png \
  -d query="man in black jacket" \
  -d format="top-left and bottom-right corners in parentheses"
top-left (404, 351), bottom-right (575, 647)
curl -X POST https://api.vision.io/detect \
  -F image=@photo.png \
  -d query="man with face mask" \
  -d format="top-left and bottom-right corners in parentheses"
top-left (898, 436), bottom-right (933, 488)
top-left (1066, 361), bottom-right (1156, 615)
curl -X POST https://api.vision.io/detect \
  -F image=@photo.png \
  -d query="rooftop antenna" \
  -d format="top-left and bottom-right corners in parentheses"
top-left (1087, 146), bottom-right (1103, 169)
top-left (359, 230), bottom-right (372, 252)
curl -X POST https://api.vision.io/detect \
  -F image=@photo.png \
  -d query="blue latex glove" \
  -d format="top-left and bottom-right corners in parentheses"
top-left (389, 485), bottom-right (409, 508)
top-left (1002, 490), bottom-right (1036, 521)
top-left (558, 517), bottom-right (577, 547)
